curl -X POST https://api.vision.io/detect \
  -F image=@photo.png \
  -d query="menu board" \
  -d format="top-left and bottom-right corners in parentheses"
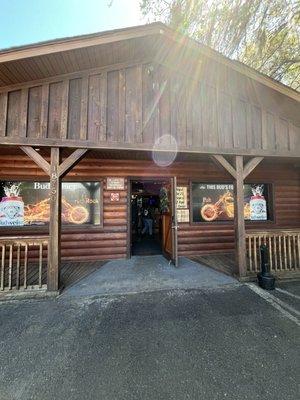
top-left (177, 209), bottom-right (190, 223)
top-left (176, 186), bottom-right (189, 222)
top-left (0, 181), bottom-right (101, 227)
top-left (192, 183), bottom-right (269, 222)
top-left (176, 187), bottom-right (188, 209)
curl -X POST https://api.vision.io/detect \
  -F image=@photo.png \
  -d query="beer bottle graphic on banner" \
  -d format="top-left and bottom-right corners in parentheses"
top-left (0, 183), bottom-right (24, 226)
top-left (250, 185), bottom-right (267, 221)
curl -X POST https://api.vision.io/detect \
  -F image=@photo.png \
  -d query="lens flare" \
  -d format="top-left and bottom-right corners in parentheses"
top-left (152, 134), bottom-right (178, 167)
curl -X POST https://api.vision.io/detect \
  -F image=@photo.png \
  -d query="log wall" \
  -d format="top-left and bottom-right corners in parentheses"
top-left (0, 154), bottom-right (299, 261)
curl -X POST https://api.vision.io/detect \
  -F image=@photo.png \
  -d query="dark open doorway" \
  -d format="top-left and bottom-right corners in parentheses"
top-left (130, 179), bottom-right (169, 256)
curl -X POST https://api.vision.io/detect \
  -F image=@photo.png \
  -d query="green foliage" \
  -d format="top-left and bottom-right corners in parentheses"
top-left (140, 0), bottom-right (300, 90)
top-left (159, 186), bottom-right (170, 213)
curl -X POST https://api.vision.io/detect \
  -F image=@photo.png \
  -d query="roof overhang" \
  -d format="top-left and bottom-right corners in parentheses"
top-left (0, 23), bottom-right (163, 62)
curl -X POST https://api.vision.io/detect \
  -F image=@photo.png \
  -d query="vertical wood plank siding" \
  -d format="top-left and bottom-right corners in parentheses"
top-left (27, 86), bottom-right (42, 138)
top-left (6, 90), bottom-right (21, 137)
top-left (0, 92), bottom-right (8, 137)
top-left (0, 62), bottom-right (299, 155)
top-left (0, 155), bottom-right (299, 261)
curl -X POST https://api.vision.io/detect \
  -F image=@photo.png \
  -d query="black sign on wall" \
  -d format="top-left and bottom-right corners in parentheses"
top-left (192, 183), bottom-right (270, 223)
top-left (0, 181), bottom-right (101, 226)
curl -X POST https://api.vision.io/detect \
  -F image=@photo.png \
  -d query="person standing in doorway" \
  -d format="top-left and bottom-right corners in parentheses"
top-left (142, 205), bottom-right (153, 236)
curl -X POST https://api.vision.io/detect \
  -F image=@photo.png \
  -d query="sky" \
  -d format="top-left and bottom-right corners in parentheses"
top-left (0, 0), bottom-right (146, 50)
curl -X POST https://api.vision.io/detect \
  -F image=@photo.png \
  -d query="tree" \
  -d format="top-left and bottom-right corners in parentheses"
top-left (140, 0), bottom-right (300, 91)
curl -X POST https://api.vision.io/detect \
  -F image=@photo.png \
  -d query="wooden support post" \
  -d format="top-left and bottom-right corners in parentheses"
top-left (234, 156), bottom-right (247, 277)
top-left (20, 145), bottom-right (88, 291)
top-left (211, 154), bottom-right (264, 278)
top-left (48, 148), bottom-right (61, 291)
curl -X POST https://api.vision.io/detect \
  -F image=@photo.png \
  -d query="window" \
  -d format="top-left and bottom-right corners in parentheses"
top-left (0, 181), bottom-right (102, 227)
top-left (191, 182), bottom-right (272, 223)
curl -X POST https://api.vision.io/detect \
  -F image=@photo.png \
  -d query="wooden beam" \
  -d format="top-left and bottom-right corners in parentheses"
top-left (243, 157), bottom-right (264, 179)
top-left (3, 137), bottom-right (299, 159)
top-left (20, 146), bottom-right (50, 175)
top-left (20, 146), bottom-right (88, 291)
top-left (234, 155), bottom-right (247, 277)
top-left (58, 148), bottom-right (88, 178)
top-left (47, 147), bottom-right (61, 291)
top-left (210, 155), bottom-right (237, 179)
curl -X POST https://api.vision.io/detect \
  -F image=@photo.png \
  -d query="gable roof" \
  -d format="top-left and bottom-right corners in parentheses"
top-left (0, 23), bottom-right (162, 60)
top-left (0, 22), bottom-right (299, 103)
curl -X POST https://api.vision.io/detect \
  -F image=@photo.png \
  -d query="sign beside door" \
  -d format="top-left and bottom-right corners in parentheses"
top-left (107, 177), bottom-right (125, 190)
top-left (176, 186), bottom-right (189, 222)
top-left (176, 186), bottom-right (187, 209)
top-left (177, 209), bottom-right (189, 223)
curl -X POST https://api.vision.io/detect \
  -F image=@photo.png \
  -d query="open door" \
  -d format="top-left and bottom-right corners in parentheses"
top-left (162, 177), bottom-right (178, 266)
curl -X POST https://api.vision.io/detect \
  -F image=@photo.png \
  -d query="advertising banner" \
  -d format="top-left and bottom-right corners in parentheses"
top-left (0, 181), bottom-right (101, 227)
top-left (192, 183), bottom-right (268, 222)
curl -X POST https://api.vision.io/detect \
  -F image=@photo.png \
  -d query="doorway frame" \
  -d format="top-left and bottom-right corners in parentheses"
top-left (127, 176), bottom-right (172, 258)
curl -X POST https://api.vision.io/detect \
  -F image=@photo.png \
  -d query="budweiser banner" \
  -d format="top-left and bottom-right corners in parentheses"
top-left (0, 181), bottom-right (101, 226)
top-left (192, 183), bottom-right (269, 223)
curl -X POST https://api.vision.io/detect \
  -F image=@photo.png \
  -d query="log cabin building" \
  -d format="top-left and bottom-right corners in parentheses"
top-left (0, 23), bottom-right (299, 293)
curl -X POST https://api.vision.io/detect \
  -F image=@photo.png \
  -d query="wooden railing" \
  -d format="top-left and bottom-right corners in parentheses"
top-left (0, 236), bottom-right (49, 291)
top-left (246, 230), bottom-right (300, 275)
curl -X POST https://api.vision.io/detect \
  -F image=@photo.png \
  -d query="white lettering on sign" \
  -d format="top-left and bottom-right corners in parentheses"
top-left (107, 178), bottom-right (125, 190)
top-left (34, 182), bottom-right (50, 190)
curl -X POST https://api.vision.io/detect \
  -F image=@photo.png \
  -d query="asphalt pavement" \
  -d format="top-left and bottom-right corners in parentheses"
top-left (0, 281), bottom-right (299, 400)
top-left (63, 255), bottom-right (237, 298)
